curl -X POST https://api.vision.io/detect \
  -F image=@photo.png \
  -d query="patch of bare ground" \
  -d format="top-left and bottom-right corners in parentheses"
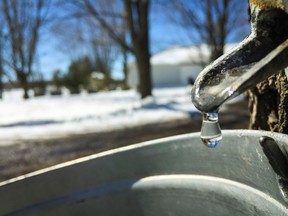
top-left (0, 99), bottom-right (250, 182)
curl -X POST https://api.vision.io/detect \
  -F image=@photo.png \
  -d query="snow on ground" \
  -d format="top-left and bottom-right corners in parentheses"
top-left (0, 86), bottom-right (199, 144)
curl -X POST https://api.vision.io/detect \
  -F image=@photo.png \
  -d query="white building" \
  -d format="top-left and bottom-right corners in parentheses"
top-left (127, 44), bottom-right (236, 89)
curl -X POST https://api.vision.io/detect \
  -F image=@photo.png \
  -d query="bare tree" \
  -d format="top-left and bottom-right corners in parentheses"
top-left (1, 0), bottom-right (51, 99)
top-left (0, 20), bottom-right (5, 99)
top-left (71, 0), bottom-right (152, 98)
top-left (51, 8), bottom-right (120, 89)
top-left (121, 38), bottom-right (129, 89)
top-left (84, 18), bottom-right (120, 82)
top-left (165, 0), bottom-right (249, 62)
top-left (92, 38), bottom-right (118, 80)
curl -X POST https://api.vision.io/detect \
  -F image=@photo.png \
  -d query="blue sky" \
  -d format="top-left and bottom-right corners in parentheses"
top-left (38, 20), bottom-right (194, 80)
top-left (37, 1), bottom-right (250, 81)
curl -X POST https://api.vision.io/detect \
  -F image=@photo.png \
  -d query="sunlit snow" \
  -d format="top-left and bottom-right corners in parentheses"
top-left (0, 87), bottom-right (199, 144)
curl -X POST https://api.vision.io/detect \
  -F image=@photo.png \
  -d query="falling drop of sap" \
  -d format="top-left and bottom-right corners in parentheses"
top-left (200, 112), bottom-right (222, 148)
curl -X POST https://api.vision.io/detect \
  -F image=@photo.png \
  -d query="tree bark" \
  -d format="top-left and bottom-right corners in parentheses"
top-left (18, 73), bottom-right (29, 99)
top-left (122, 45), bottom-right (129, 89)
top-left (125, 0), bottom-right (152, 98)
top-left (248, 70), bottom-right (288, 134)
top-left (0, 53), bottom-right (3, 100)
top-left (0, 74), bottom-right (2, 99)
top-left (23, 84), bottom-right (29, 99)
top-left (135, 44), bottom-right (152, 98)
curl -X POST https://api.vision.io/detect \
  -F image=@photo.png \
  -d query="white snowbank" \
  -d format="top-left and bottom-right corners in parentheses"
top-left (0, 87), bottom-right (199, 145)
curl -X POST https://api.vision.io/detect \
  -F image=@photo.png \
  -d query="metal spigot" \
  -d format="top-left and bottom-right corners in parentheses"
top-left (191, 0), bottom-right (288, 113)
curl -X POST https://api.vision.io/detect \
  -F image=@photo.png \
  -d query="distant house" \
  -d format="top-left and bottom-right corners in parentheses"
top-left (127, 44), bottom-right (236, 89)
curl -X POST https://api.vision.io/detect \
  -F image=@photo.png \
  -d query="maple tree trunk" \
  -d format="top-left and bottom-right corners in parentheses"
top-left (248, 70), bottom-right (288, 134)
top-left (134, 43), bottom-right (152, 99)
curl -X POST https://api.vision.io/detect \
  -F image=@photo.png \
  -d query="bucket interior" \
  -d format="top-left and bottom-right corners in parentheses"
top-left (0, 130), bottom-right (288, 215)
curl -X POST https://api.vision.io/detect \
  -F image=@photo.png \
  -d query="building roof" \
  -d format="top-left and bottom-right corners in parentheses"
top-left (151, 44), bottom-right (237, 66)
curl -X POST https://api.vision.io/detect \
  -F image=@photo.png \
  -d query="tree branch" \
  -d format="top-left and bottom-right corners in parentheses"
top-left (82, 0), bottom-right (134, 53)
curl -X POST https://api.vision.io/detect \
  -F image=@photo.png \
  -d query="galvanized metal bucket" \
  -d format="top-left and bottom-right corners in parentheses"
top-left (0, 130), bottom-right (288, 215)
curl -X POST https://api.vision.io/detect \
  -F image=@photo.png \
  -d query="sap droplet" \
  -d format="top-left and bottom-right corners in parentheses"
top-left (200, 112), bottom-right (222, 148)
